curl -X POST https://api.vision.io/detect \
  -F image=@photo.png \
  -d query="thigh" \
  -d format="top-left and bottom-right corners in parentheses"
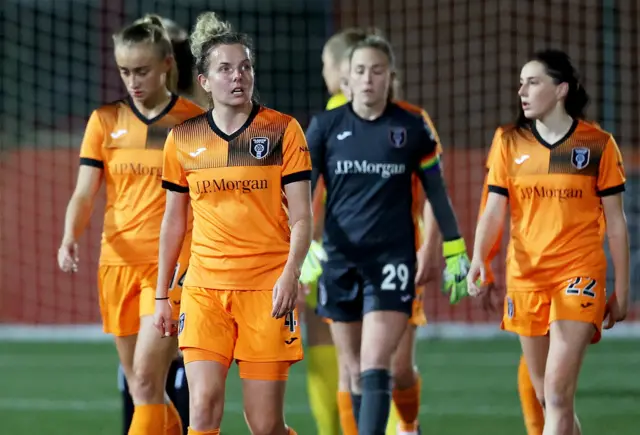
top-left (134, 315), bottom-right (178, 377)
top-left (232, 290), bottom-right (303, 366)
top-left (519, 335), bottom-right (549, 398)
top-left (361, 311), bottom-right (409, 371)
top-left (316, 263), bottom-right (363, 322)
top-left (242, 378), bottom-right (287, 434)
top-left (361, 259), bottom-right (416, 317)
top-left (179, 287), bottom-right (236, 368)
top-left (549, 275), bottom-right (607, 344)
top-left (501, 290), bottom-right (551, 337)
top-left (545, 320), bottom-right (594, 389)
top-left (98, 265), bottom-right (142, 337)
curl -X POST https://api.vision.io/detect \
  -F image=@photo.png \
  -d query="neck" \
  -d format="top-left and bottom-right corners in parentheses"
top-left (211, 101), bottom-right (254, 135)
top-left (352, 98), bottom-right (386, 121)
top-left (133, 89), bottom-right (172, 118)
top-left (535, 107), bottom-right (574, 137)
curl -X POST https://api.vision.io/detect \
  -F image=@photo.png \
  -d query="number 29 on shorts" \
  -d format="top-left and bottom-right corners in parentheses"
top-left (381, 263), bottom-right (410, 291)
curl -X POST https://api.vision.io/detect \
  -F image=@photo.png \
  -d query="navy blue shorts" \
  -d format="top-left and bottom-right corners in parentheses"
top-left (316, 260), bottom-right (416, 322)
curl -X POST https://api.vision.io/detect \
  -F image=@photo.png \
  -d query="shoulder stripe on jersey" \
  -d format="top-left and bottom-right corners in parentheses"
top-left (162, 180), bottom-right (189, 193)
top-left (488, 185), bottom-right (508, 197)
top-left (79, 157), bottom-right (104, 169)
top-left (597, 183), bottom-right (625, 197)
top-left (283, 170), bottom-right (311, 185)
top-left (419, 149), bottom-right (441, 173)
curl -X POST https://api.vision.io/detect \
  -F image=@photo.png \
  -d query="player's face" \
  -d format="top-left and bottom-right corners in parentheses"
top-left (115, 43), bottom-right (171, 102)
top-left (350, 47), bottom-right (392, 106)
top-left (518, 60), bottom-right (568, 119)
top-left (199, 43), bottom-right (254, 107)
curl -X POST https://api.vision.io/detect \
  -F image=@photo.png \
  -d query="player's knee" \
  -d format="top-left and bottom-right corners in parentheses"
top-left (244, 409), bottom-right (285, 435)
top-left (131, 361), bottom-right (165, 402)
top-left (189, 387), bottom-right (224, 429)
top-left (543, 372), bottom-right (575, 411)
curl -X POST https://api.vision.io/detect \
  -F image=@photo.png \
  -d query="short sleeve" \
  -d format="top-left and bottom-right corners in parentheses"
top-left (161, 130), bottom-right (189, 193)
top-left (597, 136), bottom-right (626, 196)
top-left (281, 118), bottom-right (312, 185)
top-left (79, 111), bottom-right (105, 168)
top-left (486, 128), bottom-right (509, 197)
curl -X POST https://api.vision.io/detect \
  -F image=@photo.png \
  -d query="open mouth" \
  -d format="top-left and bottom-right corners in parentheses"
top-left (231, 87), bottom-right (244, 96)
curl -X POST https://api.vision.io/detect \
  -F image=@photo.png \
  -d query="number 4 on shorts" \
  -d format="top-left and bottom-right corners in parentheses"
top-left (565, 277), bottom-right (596, 298)
top-left (168, 263), bottom-right (188, 290)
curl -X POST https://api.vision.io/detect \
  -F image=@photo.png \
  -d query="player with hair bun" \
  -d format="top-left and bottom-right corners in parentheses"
top-left (155, 11), bottom-right (312, 435)
top-left (58, 13), bottom-right (204, 435)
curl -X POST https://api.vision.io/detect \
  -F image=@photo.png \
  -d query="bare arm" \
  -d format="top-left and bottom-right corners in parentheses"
top-left (472, 192), bottom-right (508, 262)
top-left (284, 180), bottom-right (313, 277)
top-left (602, 194), bottom-right (629, 303)
top-left (155, 190), bottom-right (190, 299)
top-left (62, 165), bottom-right (103, 243)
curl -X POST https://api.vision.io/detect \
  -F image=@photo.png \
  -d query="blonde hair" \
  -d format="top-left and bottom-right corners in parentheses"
top-left (113, 14), bottom-right (178, 93)
top-left (189, 11), bottom-right (254, 75)
top-left (325, 27), bottom-right (385, 65)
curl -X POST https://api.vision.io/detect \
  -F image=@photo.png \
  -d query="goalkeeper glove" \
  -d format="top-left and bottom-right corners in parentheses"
top-left (300, 240), bottom-right (327, 285)
top-left (441, 238), bottom-right (471, 304)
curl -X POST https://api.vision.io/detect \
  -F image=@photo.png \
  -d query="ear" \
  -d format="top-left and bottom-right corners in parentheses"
top-left (164, 55), bottom-right (174, 73)
top-left (197, 73), bottom-right (210, 93)
top-left (556, 81), bottom-right (569, 100)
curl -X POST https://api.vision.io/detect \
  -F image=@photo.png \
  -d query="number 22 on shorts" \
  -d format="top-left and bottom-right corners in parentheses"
top-left (565, 277), bottom-right (597, 298)
top-left (381, 263), bottom-right (409, 291)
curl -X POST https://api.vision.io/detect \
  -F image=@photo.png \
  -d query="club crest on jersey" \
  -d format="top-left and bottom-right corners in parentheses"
top-left (571, 147), bottom-right (590, 170)
top-left (250, 137), bottom-right (270, 159)
top-left (389, 127), bottom-right (407, 148)
top-left (178, 313), bottom-right (185, 335)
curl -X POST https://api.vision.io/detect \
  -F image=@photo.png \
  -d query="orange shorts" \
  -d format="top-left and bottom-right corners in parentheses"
top-left (97, 238), bottom-right (190, 337)
top-left (409, 284), bottom-right (427, 326)
top-left (179, 287), bottom-right (304, 381)
top-left (501, 275), bottom-right (607, 344)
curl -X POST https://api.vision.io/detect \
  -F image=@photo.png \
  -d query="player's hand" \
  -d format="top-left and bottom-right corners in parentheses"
top-left (479, 262), bottom-right (500, 312)
top-left (300, 240), bottom-right (326, 285)
top-left (57, 238), bottom-right (79, 273)
top-left (153, 298), bottom-right (176, 337)
top-left (415, 242), bottom-right (433, 286)
top-left (272, 265), bottom-right (299, 319)
top-left (604, 291), bottom-right (628, 330)
top-left (466, 257), bottom-right (486, 298)
top-left (441, 238), bottom-right (471, 304)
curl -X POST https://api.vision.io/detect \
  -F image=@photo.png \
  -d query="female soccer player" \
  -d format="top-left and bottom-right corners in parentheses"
top-left (310, 27), bottom-right (444, 435)
top-left (477, 142), bottom-right (544, 435)
top-left (307, 34), bottom-right (470, 434)
top-left (154, 11), bottom-right (312, 435)
top-left (468, 49), bottom-right (629, 435)
top-left (57, 15), bottom-right (203, 435)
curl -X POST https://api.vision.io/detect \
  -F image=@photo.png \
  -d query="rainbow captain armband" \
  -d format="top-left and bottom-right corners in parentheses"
top-left (419, 150), bottom-right (441, 174)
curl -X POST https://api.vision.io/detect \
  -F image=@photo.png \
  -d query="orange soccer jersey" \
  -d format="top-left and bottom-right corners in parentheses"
top-left (79, 95), bottom-right (203, 265)
top-left (487, 120), bottom-right (626, 290)
top-left (162, 105), bottom-right (312, 290)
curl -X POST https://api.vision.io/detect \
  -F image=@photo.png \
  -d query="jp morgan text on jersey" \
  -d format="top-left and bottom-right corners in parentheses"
top-left (194, 178), bottom-right (269, 194)
top-left (334, 160), bottom-right (407, 178)
top-left (111, 162), bottom-right (162, 178)
top-left (519, 186), bottom-right (583, 201)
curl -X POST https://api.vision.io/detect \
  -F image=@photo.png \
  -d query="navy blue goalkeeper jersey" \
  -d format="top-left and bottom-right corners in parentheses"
top-left (307, 102), bottom-right (441, 264)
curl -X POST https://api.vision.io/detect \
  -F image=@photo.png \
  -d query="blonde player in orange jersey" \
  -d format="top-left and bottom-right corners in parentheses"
top-left (57, 15), bottom-right (204, 435)
top-left (154, 12), bottom-right (312, 435)
top-left (468, 49), bottom-right (629, 435)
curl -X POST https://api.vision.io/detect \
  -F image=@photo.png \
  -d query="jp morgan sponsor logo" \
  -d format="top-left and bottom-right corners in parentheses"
top-left (334, 160), bottom-right (406, 179)
top-left (194, 178), bottom-right (269, 194)
top-left (519, 186), bottom-right (583, 201)
top-left (112, 163), bottom-right (162, 177)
